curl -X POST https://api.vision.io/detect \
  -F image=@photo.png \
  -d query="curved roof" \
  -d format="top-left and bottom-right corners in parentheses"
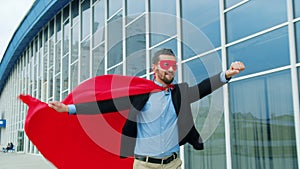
top-left (0, 0), bottom-right (70, 95)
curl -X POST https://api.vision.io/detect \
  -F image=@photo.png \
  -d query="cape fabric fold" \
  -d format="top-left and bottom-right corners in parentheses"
top-left (19, 75), bottom-right (164, 169)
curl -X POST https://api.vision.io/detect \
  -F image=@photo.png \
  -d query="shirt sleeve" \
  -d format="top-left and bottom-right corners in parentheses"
top-left (220, 71), bottom-right (231, 82)
top-left (68, 104), bottom-right (76, 115)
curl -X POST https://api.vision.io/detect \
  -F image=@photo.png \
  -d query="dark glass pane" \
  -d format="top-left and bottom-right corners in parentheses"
top-left (226, 0), bottom-right (287, 42)
top-left (229, 70), bottom-right (298, 169)
top-left (182, 0), bottom-right (220, 52)
top-left (56, 13), bottom-right (62, 42)
top-left (63, 20), bottom-right (70, 55)
top-left (72, 0), bottom-right (79, 24)
top-left (227, 27), bottom-right (290, 77)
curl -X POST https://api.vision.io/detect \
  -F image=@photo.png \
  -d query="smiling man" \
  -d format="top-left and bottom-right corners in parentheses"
top-left (49, 48), bottom-right (245, 169)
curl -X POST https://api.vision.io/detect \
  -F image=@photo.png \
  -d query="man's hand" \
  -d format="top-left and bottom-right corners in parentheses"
top-left (48, 101), bottom-right (69, 113)
top-left (225, 61), bottom-right (245, 78)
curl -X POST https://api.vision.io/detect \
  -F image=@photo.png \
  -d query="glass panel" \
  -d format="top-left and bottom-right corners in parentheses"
top-left (72, 0), bottom-right (79, 24)
top-left (48, 67), bottom-right (53, 98)
top-left (295, 0), bottom-right (300, 18)
top-left (229, 70), bottom-right (298, 169)
top-left (54, 74), bottom-right (60, 101)
top-left (126, 0), bottom-right (145, 23)
top-left (80, 38), bottom-right (90, 82)
top-left (62, 55), bottom-right (69, 91)
top-left (126, 15), bottom-right (146, 76)
top-left (108, 0), bottom-right (122, 18)
top-left (81, 0), bottom-right (91, 39)
top-left (56, 13), bottom-right (62, 42)
top-left (226, 0), bottom-right (287, 42)
top-left (296, 22), bottom-right (300, 63)
top-left (108, 64), bottom-right (123, 75)
top-left (108, 12), bottom-right (123, 67)
top-left (182, 0), bottom-right (220, 52)
top-left (225, 0), bottom-right (243, 8)
top-left (92, 0), bottom-right (105, 47)
top-left (227, 27), bottom-right (290, 77)
top-left (183, 51), bottom-right (225, 169)
top-left (92, 44), bottom-right (105, 76)
top-left (70, 62), bottom-right (79, 90)
top-left (63, 5), bottom-right (69, 22)
top-left (63, 20), bottom-right (70, 56)
top-left (150, 0), bottom-right (176, 46)
top-left (55, 41), bottom-right (61, 74)
top-left (71, 23), bottom-right (79, 63)
top-left (49, 37), bottom-right (54, 67)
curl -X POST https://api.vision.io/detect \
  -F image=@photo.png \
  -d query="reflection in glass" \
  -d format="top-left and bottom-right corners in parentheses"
top-left (296, 22), bottom-right (300, 63)
top-left (295, 0), bottom-right (300, 18)
top-left (92, 44), bottom-right (105, 76)
top-left (150, 0), bottom-right (176, 46)
top-left (80, 38), bottom-right (90, 82)
top-left (92, 0), bottom-right (105, 47)
top-left (108, 64), bottom-right (122, 75)
top-left (71, 23), bottom-right (79, 63)
top-left (181, 0), bottom-right (220, 51)
top-left (62, 55), bottom-right (69, 91)
top-left (70, 62), bottom-right (78, 90)
top-left (63, 20), bottom-right (70, 56)
top-left (108, 12), bottom-right (123, 67)
top-left (229, 70), bottom-right (297, 169)
top-left (227, 27), bottom-right (290, 77)
top-left (108, 0), bottom-right (122, 18)
top-left (226, 0), bottom-right (287, 42)
top-left (126, 0), bottom-right (145, 23)
top-left (81, 0), bottom-right (90, 40)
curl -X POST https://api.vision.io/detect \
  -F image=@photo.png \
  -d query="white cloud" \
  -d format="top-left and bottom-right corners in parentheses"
top-left (0, 0), bottom-right (35, 62)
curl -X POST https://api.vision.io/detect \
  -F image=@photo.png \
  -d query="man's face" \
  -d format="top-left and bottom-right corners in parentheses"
top-left (153, 54), bottom-right (177, 85)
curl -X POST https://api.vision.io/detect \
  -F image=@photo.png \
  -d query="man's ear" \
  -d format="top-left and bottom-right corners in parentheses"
top-left (152, 64), bottom-right (157, 72)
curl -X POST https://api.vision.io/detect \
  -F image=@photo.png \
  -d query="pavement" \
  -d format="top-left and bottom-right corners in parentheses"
top-left (0, 152), bottom-right (55, 169)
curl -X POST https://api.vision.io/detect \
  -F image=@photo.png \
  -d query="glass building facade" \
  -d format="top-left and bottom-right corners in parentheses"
top-left (0, 0), bottom-right (299, 168)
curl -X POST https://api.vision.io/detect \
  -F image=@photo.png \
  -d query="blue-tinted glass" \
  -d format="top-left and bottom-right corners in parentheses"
top-left (182, 0), bottom-right (220, 52)
top-left (108, 0), bottom-right (122, 18)
top-left (296, 22), bottom-right (300, 63)
top-left (227, 27), bottom-right (290, 77)
top-left (226, 0), bottom-right (287, 43)
top-left (80, 38), bottom-right (90, 82)
top-left (81, 0), bottom-right (90, 39)
top-left (108, 12), bottom-right (123, 67)
top-left (56, 13), bottom-right (62, 41)
top-left (126, 0), bottom-right (145, 23)
top-left (295, 0), bottom-right (300, 18)
top-left (92, 44), bottom-right (105, 76)
top-left (150, 0), bottom-right (176, 46)
top-left (126, 16), bottom-right (146, 76)
top-left (225, 0), bottom-right (243, 8)
top-left (229, 70), bottom-right (297, 169)
top-left (182, 51), bottom-right (222, 83)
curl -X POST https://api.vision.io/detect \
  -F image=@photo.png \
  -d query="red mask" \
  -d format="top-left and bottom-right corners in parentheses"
top-left (158, 60), bottom-right (177, 71)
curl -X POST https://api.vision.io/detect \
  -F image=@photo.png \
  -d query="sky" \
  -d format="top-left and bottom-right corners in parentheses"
top-left (0, 0), bottom-right (36, 63)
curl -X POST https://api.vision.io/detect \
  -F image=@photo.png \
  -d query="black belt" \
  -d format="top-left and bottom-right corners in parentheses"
top-left (135, 153), bottom-right (177, 164)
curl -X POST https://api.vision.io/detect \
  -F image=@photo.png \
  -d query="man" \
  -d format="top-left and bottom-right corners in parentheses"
top-left (49, 48), bottom-right (245, 169)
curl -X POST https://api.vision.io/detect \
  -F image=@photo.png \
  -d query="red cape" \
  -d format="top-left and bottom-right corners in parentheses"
top-left (19, 75), bottom-right (164, 169)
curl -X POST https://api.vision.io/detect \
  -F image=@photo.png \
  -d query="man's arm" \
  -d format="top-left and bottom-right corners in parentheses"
top-left (187, 61), bottom-right (245, 102)
top-left (48, 96), bottom-right (135, 114)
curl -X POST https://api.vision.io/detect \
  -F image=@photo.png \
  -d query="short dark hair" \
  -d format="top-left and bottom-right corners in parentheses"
top-left (152, 48), bottom-right (175, 64)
